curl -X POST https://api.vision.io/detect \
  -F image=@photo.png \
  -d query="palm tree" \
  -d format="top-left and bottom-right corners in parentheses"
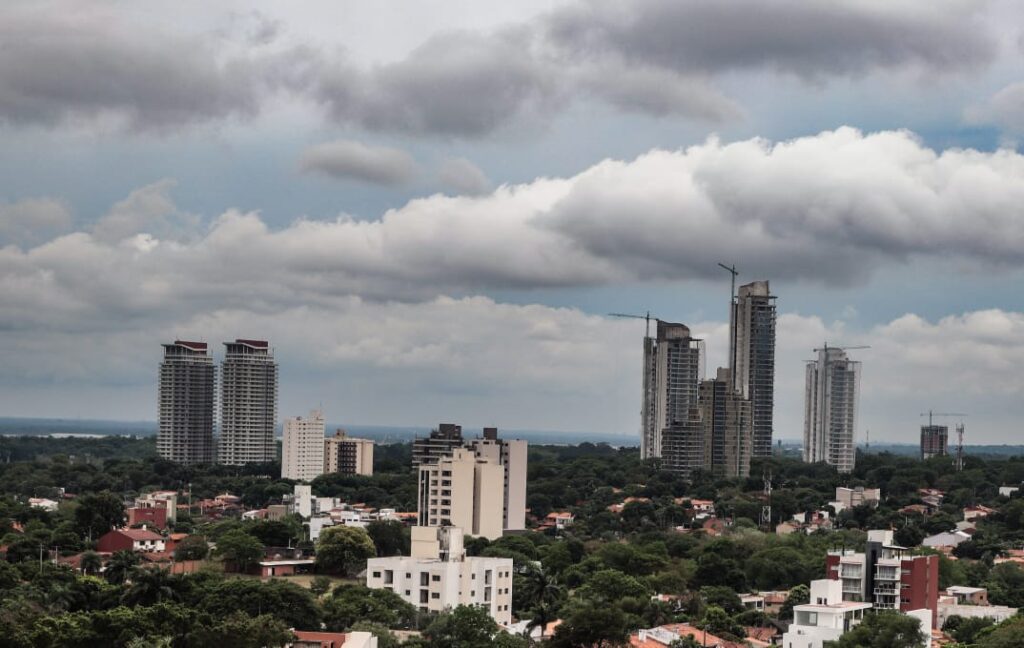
top-left (79, 550), bottom-right (103, 575)
top-left (121, 567), bottom-right (179, 606)
top-left (104, 550), bottom-right (140, 584)
top-left (522, 564), bottom-right (565, 639)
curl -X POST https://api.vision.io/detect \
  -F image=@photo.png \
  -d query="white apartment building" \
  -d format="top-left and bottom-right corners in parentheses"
top-left (804, 345), bottom-right (862, 473)
top-left (417, 448), bottom-right (504, 539)
top-left (782, 579), bottom-right (872, 648)
top-left (366, 526), bottom-right (513, 625)
top-left (293, 484), bottom-right (313, 519)
top-left (324, 430), bottom-right (374, 476)
top-left (282, 410), bottom-right (326, 481)
top-left (218, 339), bottom-right (278, 466)
top-left (467, 428), bottom-right (527, 532)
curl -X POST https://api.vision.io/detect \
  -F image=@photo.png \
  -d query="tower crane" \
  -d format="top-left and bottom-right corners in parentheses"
top-left (608, 311), bottom-right (658, 337)
top-left (813, 344), bottom-right (871, 353)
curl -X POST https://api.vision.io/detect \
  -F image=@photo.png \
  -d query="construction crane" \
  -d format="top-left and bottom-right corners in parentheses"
top-left (608, 311), bottom-right (657, 337)
top-left (920, 411), bottom-right (968, 470)
top-left (718, 262), bottom-right (738, 372)
top-left (813, 344), bottom-right (871, 353)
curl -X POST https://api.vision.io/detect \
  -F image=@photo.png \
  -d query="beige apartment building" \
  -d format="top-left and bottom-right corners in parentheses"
top-left (417, 448), bottom-right (504, 540)
top-left (324, 429), bottom-right (374, 476)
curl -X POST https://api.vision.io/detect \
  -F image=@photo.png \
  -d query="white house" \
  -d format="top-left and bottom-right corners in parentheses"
top-left (781, 580), bottom-right (872, 648)
top-left (922, 530), bottom-right (972, 549)
top-left (366, 526), bottom-right (513, 625)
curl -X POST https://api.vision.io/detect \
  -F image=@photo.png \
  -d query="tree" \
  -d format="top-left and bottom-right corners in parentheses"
top-left (943, 615), bottom-right (995, 644)
top-left (200, 579), bottom-right (321, 630)
top-left (121, 568), bottom-right (180, 606)
top-left (699, 586), bottom-right (744, 615)
top-left (73, 491), bottom-right (125, 539)
top-left (521, 564), bottom-right (566, 639)
top-left (185, 612), bottom-right (294, 648)
top-left (549, 599), bottom-right (630, 648)
top-left (309, 575), bottom-right (332, 597)
top-left (173, 535), bottom-right (210, 561)
top-left (421, 605), bottom-right (518, 648)
top-left (104, 550), bottom-right (140, 584)
top-left (779, 584), bottom-right (810, 621)
top-left (315, 526), bottom-right (376, 576)
top-left (826, 611), bottom-right (926, 648)
top-left (214, 529), bottom-right (263, 573)
top-left (976, 617), bottom-right (1024, 647)
top-left (366, 520), bottom-right (408, 557)
top-left (79, 551), bottom-right (103, 575)
top-left (983, 563), bottom-right (1024, 607)
top-left (322, 584), bottom-right (417, 631)
top-left (247, 519), bottom-right (302, 547)
top-left (698, 606), bottom-right (745, 640)
top-left (577, 569), bottom-right (649, 602)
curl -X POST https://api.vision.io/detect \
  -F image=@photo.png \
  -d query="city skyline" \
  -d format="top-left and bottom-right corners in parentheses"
top-left (2, 2), bottom-right (1024, 444)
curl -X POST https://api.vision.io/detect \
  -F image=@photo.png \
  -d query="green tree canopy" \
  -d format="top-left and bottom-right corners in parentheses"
top-left (315, 526), bottom-right (376, 576)
top-left (825, 611), bottom-right (926, 648)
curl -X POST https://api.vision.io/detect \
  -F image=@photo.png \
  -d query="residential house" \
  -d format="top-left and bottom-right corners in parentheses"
top-left (96, 527), bottom-right (166, 553)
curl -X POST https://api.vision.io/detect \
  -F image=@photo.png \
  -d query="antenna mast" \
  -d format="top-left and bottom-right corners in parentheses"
top-left (761, 468), bottom-right (773, 531)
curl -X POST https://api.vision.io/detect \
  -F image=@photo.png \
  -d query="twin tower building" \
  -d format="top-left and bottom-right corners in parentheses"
top-left (157, 339), bottom-right (277, 465)
top-left (641, 281), bottom-right (776, 479)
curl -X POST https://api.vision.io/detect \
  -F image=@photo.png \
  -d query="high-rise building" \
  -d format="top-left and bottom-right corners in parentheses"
top-left (701, 368), bottom-right (753, 479)
top-left (466, 428), bottom-right (527, 532)
top-left (412, 423), bottom-right (464, 466)
top-left (417, 448), bottom-right (504, 539)
top-left (641, 321), bottom-right (702, 460)
top-left (730, 281), bottom-right (777, 458)
top-left (920, 425), bottom-right (949, 460)
top-left (324, 429), bottom-right (375, 476)
top-left (366, 526), bottom-right (513, 624)
top-left (157, 341), bottom-right (215, 464)
top-left (281, 409), bottom-right (325, 481)
top-left (218, 339), bottom-right (278, 466)
top-left (661, 368), bottom-right (753, 479)
top-left (804, 346), bottom-right (861, 473)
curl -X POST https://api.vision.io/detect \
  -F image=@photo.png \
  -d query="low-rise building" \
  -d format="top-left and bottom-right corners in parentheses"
top-left (366, 526), bottom-right (513, 625)
top-left (135, 491), bottom-right (178, 524)
top-left (922, 530), bottom-right (972, 549)
top-left (781, 580), bottom-right (872, 648)
top-left (260, 558), bottom-right (315, 578)
top-left (127, 506), bottom-right (168, 529)
top-left (96, 527), bottom-right (166, 553)
top-left (829, 486), bottom-right (881, 513)
top-left (998, 486), bottom-right (1020, 497)
top-left (543, 511), bottom-right (574, 531)
top-left (28, 497), bottom-right (60, 512)
top-left (631, 623), bottom-right (742, 648)
top-left (936, 586), bottom-right (1018, 628)
top-left (287, 630), bottom-right (377, 648)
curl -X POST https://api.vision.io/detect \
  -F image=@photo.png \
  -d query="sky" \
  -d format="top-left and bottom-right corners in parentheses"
top-left (2, 0), bottom-right (1024, 444)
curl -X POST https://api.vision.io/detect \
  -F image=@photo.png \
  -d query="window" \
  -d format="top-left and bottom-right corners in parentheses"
top-left (432, 575), bottom-right (441, 582)
top-left (420, 590), bottom-right (429, 604)
top-left (372, 571), bottom-right (381, 578)
top-left (420, 573), bottom-right (430, 587)
top-left (431, 593), bottom-right (440, 599)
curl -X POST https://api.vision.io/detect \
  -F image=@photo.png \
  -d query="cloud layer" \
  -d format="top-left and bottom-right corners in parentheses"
top-left (6, 127), bottom-right (1024, 338)
top-left (0, 1), bottom-right (1000, 136)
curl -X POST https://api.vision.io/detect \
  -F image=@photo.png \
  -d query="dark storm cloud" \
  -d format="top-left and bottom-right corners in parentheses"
top-left (546, 0), bottom-right (995, 78)
top-left (0, 1), bottom-right (998, 136)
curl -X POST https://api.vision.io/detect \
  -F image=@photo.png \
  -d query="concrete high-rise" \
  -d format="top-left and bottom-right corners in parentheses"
top-left (281, 409), bottom-right (325, 481)
top-left (218, 339), bottom-right (278, 466)
top-left (417, 448), bottom-right (504, 539)
top-left (466, 428), bottom-right (527, 532)
top-left (920, 425), bottom-right (949, 460)
top-left (324, 429), bottom-right (375, 476)
top-left (804, 346), bottom-right (861, 473)
top-left (157, 341), bottom-right (215, 464)
top-left (701, 368), bottom-right (754, 479)
top-left (730, 281), bottom-right (777, 458)
top-left (641, 321), bottom-right (702, 460)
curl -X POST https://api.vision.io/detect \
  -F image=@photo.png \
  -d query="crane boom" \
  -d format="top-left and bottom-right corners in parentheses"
top-left (920, 410), bottom-right (967, 427)
top-left (608, 311), bottom-right (656, 337)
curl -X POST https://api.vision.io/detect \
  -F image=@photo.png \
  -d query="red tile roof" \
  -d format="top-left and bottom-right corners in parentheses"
top-left (117, 527), bottom-right (163, 541)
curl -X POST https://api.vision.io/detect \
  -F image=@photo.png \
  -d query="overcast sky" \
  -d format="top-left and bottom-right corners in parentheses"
top-left (3, 0), bottom-right (1024, 444)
